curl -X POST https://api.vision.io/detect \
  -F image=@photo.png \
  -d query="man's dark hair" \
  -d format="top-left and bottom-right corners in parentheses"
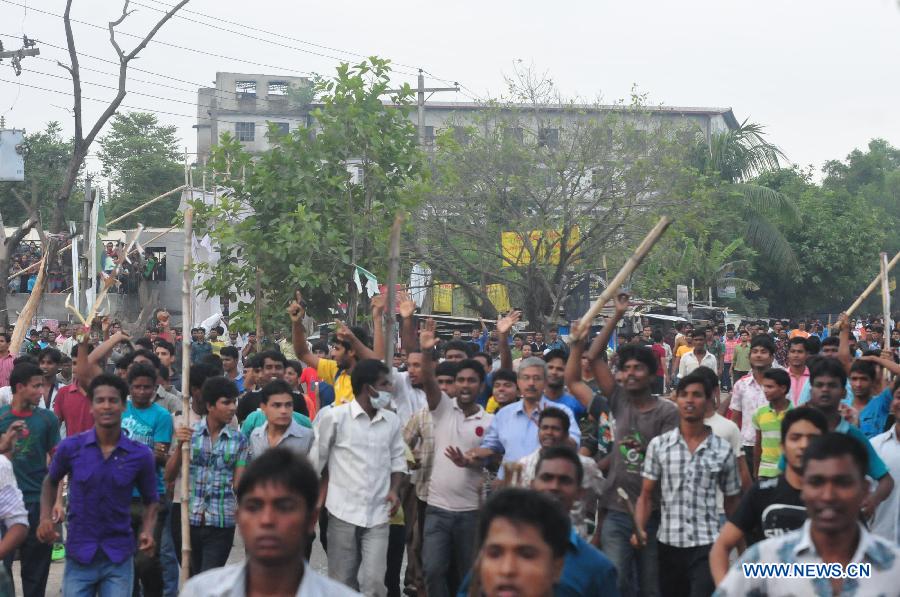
top-left (788, 336), bottom-right (809, 351)
top-left (762, 368), bottom-right (791, 391)
top-left (200, 354), bottom-right (224, 376)
top-left (201, 376), bottom-right (240, 407)
top-left (616, 344), bottom-right (658, 376)
top-left (821, 336), bottom-right (840, 350)
top-left (190, 363), bottom-right (213, 392)
top-left (258, 350), bottom-right (287, 368)
top-left (676, 371), bottom-right (713, 399)
top-left (536, 445), bottom-right (583, 485)
top-left (849, 359), bottom-right (877, 380)
top-left (88, 373), bottom-right (129, 402)
top-left (693, 366), bottom-right (719, 395)
top-left (236, 448), bottom-right (319, 512)
top-left (802, 432), bottom-right (868, 478)
top-left (538, 406), bottom-right (570, 434)
top-left (435, 361), bottom-right (459, 379)
top-left (456, 359), bottom-right (486, 383)
top-left (750, 335), bottom-right (776, 356)
top-left (134, 338), bottom-right (154, 351)
top-left (127, 363), bottom-right (158, 385)
top-left (780, 406), bottom-right (828, 444)
top-left (492, 368), bottom-right (518, 385)
top-left (651, 329), bottom-right (663, 343)
top-left (154, 339), bottom-right (176, 356)
top-left (260, 379), bottom-right (294, 404)
top-left (543, 349), bottom-right (568, 364)
top-left (37, 347), bottom-right (62, 365)
top-left (13, 355), bottom-right (38, 366)
top-left (808, 356), bottom-right (848, 387)
top-left (478, 489), bottom-right (570, 559)
top-left (285, 360), bottom-right (303, 375)
top-left (220, 346), bottom-right (239, 360)
top-left (691, 329), bottom-right (706, 339)
top-left (9, 363), bottom-right (43, 392)
top-left (350, 359), bottom-right (389, 395)
top-left (158, 365), bottom-right (170, 382)
top-left (246, 353), bottom-right (263, 370)
top-left (0, 332), bottom-right (10, 343)
top-left (806, 336), bottom-right (821, 355)
top-left (443, 340), bottom-right (473, 358)
top-left (474, 351), bottom-right (492, 364)
top-left (310, 340), bottom-right (329, 354)
top-left (132, 349), bottom-right (161, 372)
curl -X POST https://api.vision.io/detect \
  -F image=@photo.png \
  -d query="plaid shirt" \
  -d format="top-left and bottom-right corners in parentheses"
top-left (643, 426), bottom-right (740, 547)
top-left (188, 418), bottom-right (248, 528)
top-left (403, 407), bottom-right (434, 502)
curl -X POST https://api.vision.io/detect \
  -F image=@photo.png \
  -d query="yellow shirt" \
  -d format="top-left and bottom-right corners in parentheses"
top-left (676, 344), bottom-right (693, 358)
top-left (317, 358), bottom-right (354, 406)
top-left (486, 397), bottom-right (500, 414)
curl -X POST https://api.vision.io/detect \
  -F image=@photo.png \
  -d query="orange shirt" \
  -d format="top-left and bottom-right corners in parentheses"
top-left (789, 329), bottom-right (810, 339)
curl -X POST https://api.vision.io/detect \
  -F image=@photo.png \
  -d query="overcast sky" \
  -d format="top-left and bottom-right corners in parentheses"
top-left (1, 0), bottom-right (898, 175)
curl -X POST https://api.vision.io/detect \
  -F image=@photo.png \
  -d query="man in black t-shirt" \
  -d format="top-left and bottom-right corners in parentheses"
top-left (710, 407), bottom-right (828, 584)
top-left (236, 350), bottom-right (307, 423)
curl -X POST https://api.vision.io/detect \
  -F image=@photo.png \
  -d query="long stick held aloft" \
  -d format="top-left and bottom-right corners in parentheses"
top-left (845, 251), bottom-right (900, 318)
top-left (179, 206), bottom-right (193, 588)
top-left (574, 217), bottom-right (671, 338)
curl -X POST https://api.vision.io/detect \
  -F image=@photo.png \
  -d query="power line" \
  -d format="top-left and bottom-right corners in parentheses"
top-left (0, 0), bottom-right (321, 77)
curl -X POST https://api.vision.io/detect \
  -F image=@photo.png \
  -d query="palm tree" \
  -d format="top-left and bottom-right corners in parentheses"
top-left (678, 236), bottom-right (759, 298)
top-left (694, 119), bottom-right (799, 270)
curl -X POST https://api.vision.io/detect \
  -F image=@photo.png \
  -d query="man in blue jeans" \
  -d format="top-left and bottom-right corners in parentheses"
top-left (571, 295), bottom-right (679, 597)
top-left (37, 373), bottom-right (159, 597)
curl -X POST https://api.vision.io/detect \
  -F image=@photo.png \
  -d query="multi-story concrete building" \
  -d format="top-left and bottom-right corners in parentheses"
top-left (196, 71), bottom-right (739, 161)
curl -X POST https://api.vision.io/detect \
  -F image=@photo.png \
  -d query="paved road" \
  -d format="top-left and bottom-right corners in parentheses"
top-left (13, 529), bottom-right (330, 596)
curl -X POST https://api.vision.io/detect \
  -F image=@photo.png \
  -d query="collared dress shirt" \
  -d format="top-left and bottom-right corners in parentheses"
top-left (248, 419), bottom-right (314, 459)
top-left (181, 561), bottom-right (362, 597)
top-left (309, 400), bottom-right (408, 528)
top-left (188, 418), bottom-right (248, 528)
top-left (480, 397), bottom-right (580, 466)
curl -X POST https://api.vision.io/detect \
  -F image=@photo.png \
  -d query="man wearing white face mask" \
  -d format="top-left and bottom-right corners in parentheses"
top-left (309, 359), bottom-right (408, 597)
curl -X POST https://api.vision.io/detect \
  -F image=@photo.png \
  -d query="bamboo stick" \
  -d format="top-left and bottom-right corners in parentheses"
top-left (9, 256), bottom-right (47, 353)
top-left (179, 206), bottom-right (193, 588)
top-left (845, 251), bottom-right (900, 318)
top-left (383, 214), bottom-right (404, 365)
top-left (881, 253), bottom-right (891, 381)
top-left (571, 217), bottom-right (671, 340)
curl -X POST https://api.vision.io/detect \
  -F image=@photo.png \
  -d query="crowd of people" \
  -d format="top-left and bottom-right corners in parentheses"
top-left (0, 292), bottom-right (897, 597)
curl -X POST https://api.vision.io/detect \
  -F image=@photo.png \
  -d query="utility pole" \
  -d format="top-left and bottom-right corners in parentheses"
top-left (386, 69), bottom-right (459, 146)
top-left (0, 37), bottom-right (40, 76)
top-left (80, 175), bottom-right (93, 311)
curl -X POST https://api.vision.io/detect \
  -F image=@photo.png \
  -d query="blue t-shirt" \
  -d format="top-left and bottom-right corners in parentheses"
top-left (122, 401), bottom-right (173, 495)
top-left (859, 388), bottom-right (893, 439)
top-left (548, 392), bottom-right (586, 419)
top-left (776, 418), bottom-right (888, 481)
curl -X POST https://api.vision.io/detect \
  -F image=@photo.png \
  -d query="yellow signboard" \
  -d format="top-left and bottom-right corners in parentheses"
top-left (486, 284), bottom-right (511, 313)
top-left (501, 227), bottom-right (580, 267)
top-left (432, 283), bottom-right (454, 313)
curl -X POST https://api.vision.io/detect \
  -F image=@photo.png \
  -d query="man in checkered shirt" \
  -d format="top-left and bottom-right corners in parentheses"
top-left (635, 370), bottom-right (741, 597)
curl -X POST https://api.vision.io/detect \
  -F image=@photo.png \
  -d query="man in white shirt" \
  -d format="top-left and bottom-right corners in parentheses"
top-left (677, 329), bottom-right (717, 379)
top-left (416, 321), bottom-right (492, 597)
top-left (871, 395), bottom-right (900, 544)
top-left (181, 449), bottom-right (360, 597)
top-left (309, 359), bottom-right (407, 597)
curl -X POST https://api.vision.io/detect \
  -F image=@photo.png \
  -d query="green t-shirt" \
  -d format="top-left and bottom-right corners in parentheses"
top-left (732, 343), bottom-right (751, 372)
top-left (0, 405), bottom-right (60, 504)
top-left (240, 409), bottom-right (311, 437)
top-left (752, 403), bottom-right (792, 478)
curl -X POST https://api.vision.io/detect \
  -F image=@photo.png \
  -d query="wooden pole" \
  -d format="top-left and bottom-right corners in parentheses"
top-left (845, 251), bottom-right (900, 318)
top-left (571, 217), bottom-right (671, 339)
top-left (881, 252), bottom-right (891, 381)
top-left (383, 214), bottom-right (404, 365)
top-left (179, 153), bottom-right (193, 588)
top-left (255, 268), bottom-right (263, 344)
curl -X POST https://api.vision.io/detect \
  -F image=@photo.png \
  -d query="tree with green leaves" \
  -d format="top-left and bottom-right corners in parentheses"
top-left (192, 58), bottom-right (426, 332)
top-left (97, 111), bottom-right (183, 227)
top-left (692, 120), bottom-right (799, 269)
top-left (414, 69), bottom-right (699, 331)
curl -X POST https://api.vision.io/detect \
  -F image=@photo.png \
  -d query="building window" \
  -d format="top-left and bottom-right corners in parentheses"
top-left (235, 122), bottom-right (255, 142)
top-left (267, 81), bottom-right (289, 96)
top-left (424, 126), bottom-right (435, 145)
top-left (538, 127), bottom-right (559, 149)
top-left (235, 80), bottom-right (257, 99)
top-left (503, 126), bottom-right (524, 144)
top-left (272, 122), bottom-right (291, 137)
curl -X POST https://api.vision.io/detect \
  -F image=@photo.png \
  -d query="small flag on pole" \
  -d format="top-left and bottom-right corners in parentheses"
top-left (353, 266), bottom-right (380, 298)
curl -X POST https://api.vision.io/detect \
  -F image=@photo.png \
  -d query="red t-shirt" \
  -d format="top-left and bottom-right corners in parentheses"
top-left (651, 343), bottom-right (666, 377)
top-left (53, 383), bottom-right (94, 436)
top-left (299, 367), bottom-right (319, 388)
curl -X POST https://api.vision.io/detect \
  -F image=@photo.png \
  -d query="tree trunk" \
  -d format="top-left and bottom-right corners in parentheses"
top-left (0, 251), bottom-right (10, 331)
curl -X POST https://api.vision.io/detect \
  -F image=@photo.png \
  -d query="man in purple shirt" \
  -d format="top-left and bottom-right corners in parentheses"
top-left (36, 374), bottom-right (158, 596)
